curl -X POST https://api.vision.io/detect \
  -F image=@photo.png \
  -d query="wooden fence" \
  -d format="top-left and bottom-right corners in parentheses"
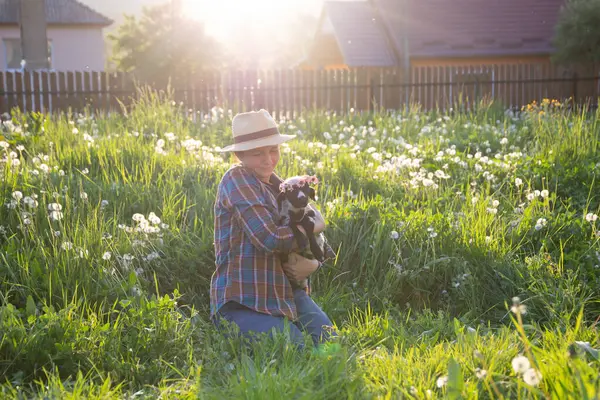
top-left (1, 63), bottom-right (599, 117)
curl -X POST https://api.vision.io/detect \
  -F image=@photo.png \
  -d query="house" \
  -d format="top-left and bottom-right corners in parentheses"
top-left (303, 0), bottom-right (566, 69)
top-left (0, 0), bottom-right (112, 71)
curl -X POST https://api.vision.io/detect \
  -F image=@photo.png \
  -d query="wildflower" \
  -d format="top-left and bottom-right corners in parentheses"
top-left (534, 218), bottom-right (547, 231)
top-left (436, 375), bottom-right (448, 388)
top-left (522, 368), bottom-right (542, 386)
top-left (515, 178), bottom-right (523, 187)
top-left (143, 251), bottom-right (160, 262)
top-left (585, 213), bottom-right (598, 222)
top-left (61, 241), bottom-right (73, 251)
top-left (500, 137), bottom-right (508, 145)
top-left (11, 159), bottom-right (20, 167)
top-left (511, 296), bottom-right (527, 315)
top-left (132, 213), bottom-right (145, 223)
top-left (0, 141), bottom-right (9, 149)
top-left (102, 251), bottom-right (112, 260)
top-left (131, 286), bottom-right (142, 297)
top-left (53, 230), bottom-right (61, 237)
top-left (48, 203), bottom-right (62, 211)
top-left (76, 248), bottom-right (88, 259)
top-left (475, 368), bottom-right (487, 379)
top-left (101, 200), bottom-right (109, 208)
top-left (80, 192), bottom-right (88, 201)
top-left (492, 199), bottom-right (500, 207)
top-left (49, 211), bottom-right (63, 221)
top-left (512, 355), bottom-right (530, 374)
top-left (72, 127), bottom-right (79, 134)
top-left (390, 230), bottom-right (399, 240)
top-left (12, 191), bottom-right (23, 201)
top-left (23, 196), bottom-right (38, 208)
top-left (526, 192), bottom-right (535, 201)
top-left (148, 212), bottom-right (161, 225)
top-left (487, 208), bottom-right (498, 215)
top-left (82, 168), bottom-right (89, 175)
top-left (540, 189), bottom-right (549, 198)
top-left (428, 227), bottom-right (438, 238)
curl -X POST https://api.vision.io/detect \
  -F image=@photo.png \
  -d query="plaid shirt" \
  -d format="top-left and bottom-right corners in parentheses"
top-left (210, 165), bottom-right (335, 321)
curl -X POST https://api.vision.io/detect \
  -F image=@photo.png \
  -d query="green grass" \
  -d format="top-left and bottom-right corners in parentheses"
top-left (1, 91), bottom-right (600, 398)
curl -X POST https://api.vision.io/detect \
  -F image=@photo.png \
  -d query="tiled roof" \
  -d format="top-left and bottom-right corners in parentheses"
top-left (375, 0), bottom-right (565, 59)
top-left (323, 1), bottom-right (398, 67)
top-left (0, 0), bottom-right (112, 26)
top-left (321, 0), bottom-right (565, 66)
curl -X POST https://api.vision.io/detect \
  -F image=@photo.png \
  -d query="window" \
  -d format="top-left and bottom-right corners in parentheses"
top-left (4, 38), bottom-right (22, 69)
top-left (4, 38), bottom-right (53, 70)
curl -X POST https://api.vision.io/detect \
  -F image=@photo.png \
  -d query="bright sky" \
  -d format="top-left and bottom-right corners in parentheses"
top-left (182, 0), bottom-right (324, 43)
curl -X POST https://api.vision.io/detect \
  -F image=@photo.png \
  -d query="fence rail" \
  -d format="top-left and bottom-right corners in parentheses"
top-left (1, 63), bottom-right (599, 117)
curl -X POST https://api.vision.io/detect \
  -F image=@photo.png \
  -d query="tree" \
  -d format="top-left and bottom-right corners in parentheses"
top-left (109, 1), bottom-right (222, 84)
top-left (552, 0), bottom-right (600, 65)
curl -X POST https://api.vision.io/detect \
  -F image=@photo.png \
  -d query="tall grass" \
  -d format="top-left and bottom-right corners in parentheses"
top-left (1, 91), bottom-right (600, 398)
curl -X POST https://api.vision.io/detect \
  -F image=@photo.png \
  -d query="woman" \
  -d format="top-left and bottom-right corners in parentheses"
top-left (210, 109), bottom-right (337, 348)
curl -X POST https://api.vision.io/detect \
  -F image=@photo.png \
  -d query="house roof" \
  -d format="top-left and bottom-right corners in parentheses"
top-left (321, 0), bottom-right (565, 66)
top-left (0, 0), bottom-right (113, 26)
top-left (322, 1), bottom-right (397, 67)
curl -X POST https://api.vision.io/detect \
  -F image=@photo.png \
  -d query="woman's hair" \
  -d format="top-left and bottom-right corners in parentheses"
top-left (232, 151), bottom-right (244, 164)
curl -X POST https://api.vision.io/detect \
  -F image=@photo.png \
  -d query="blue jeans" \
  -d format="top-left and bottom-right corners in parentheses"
top-left (214, 289), bottom-right (336, 348)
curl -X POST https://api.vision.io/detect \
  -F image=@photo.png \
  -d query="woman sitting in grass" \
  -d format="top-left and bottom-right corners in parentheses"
top-left (210, 109), bottom-right (336, 348)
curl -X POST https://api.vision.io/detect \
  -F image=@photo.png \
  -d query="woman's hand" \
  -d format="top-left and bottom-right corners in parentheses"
top-left (282, 253), bottom-right (319, 282)
top-left (310, 205), bottom-right (326, 234)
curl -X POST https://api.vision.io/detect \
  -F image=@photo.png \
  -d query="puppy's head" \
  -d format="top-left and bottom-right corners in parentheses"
top-left (278, 175), bottom-right (318, 209)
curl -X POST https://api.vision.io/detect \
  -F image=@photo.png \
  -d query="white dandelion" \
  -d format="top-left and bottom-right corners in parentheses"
top-left (436, 375), bottom-right (448, 388)
top-left (11, 191), bottom-right (23, 202)
top-left (102, 251), bottom-right (112, 260)
top-left (522, 368), bottom-right (542, 386)
top-left (511, 355), bottom-right (530, 374)
top-left (49, 211), bottom-right (63, 221)
top-left (515, 178), bottom-right (523, 187)
top-left (475, 368), bottom-right (487, 379)
top-left (132, 213), bottom-right (145, 223)
top-left (61, 241), bottom-right (73, 251)
top-left (148, 212), bottom-right (161, 225)
top-left (390, 230), bottom-right (399, 240)
top-left (585, 213), bottom-right (598, 222)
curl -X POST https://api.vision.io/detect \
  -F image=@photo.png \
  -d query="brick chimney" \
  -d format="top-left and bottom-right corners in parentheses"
top-left (19, 0), bottom-right (49, 70)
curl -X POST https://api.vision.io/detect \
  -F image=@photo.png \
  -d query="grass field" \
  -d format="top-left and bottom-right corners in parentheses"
top-left (1, 93), bottom-right (600, 398)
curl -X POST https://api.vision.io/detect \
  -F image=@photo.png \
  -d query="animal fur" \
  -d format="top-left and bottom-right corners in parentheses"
top-left (276, 175), bottom-right (326, 289)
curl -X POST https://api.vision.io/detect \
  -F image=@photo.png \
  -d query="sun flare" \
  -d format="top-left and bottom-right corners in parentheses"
top-left (182, 0), bottom-right (294, 42)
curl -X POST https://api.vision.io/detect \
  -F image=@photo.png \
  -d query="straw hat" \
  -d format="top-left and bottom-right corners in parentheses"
top-left (220, 109), bottom-right (296, 152)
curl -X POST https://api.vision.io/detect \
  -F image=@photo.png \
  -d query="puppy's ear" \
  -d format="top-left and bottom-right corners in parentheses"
top-left (308, 187), bottom-right (316, 200)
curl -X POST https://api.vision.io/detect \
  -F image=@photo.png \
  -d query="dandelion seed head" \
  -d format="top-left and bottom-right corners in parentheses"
top-left (511, 355), bottom-right (531, 374)
top-left (585, 213), bottom-right (598, 222)
top-left (436, 375), bottom-right (448, 388)
top-left (522, 368), bottom-right (542, 386)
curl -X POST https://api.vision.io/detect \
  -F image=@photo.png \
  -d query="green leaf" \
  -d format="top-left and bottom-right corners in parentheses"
top-left (25, 295), bottom-right (36, 318)
top-left (447, 358), bottom-right (464, 399)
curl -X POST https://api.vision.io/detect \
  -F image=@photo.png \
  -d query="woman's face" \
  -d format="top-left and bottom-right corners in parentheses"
top-left (238, 145), bottom-right (280, 181)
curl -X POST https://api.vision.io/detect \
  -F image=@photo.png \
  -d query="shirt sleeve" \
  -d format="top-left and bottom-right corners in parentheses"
top-left (223, 169), bottom-right (296, 254)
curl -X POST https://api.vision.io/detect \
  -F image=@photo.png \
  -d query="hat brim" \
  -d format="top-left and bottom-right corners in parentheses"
top-left (219, 134), bottom-right (296, 152)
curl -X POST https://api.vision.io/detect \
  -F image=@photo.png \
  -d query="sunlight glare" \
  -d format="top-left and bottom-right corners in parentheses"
top-left (183, 0), bottom-right (293, 42)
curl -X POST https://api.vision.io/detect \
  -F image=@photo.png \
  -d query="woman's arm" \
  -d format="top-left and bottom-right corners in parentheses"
top-left (224, 169), bottom-right (297, 253)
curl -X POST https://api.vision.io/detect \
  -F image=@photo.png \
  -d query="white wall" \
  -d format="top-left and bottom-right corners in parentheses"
top-left (0, 25), bottom-right (106, 71)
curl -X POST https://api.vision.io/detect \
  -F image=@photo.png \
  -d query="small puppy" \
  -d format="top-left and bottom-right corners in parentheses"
top-left (277, 175), bottom-right (326, 288)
